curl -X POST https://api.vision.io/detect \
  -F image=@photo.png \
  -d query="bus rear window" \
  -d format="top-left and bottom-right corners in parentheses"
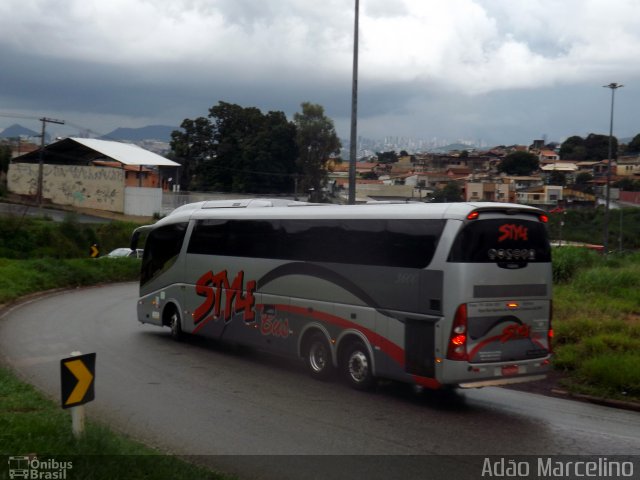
top-left (447, 219), bottom-right (551, 263)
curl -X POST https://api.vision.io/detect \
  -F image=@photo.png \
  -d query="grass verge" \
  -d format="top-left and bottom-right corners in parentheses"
top-left (0, 258), bottom-right (140, 304)
top-left (0, 367), bottom-right (230, 479)
top-left (552, 248), bottom-right (640, 402)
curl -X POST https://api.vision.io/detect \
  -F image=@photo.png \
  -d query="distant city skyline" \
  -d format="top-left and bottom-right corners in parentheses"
top-left (3, 121), bottom-right (636, 159)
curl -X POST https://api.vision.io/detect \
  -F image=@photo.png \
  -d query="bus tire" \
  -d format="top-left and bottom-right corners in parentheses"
top-left (168, 308), bottom-right (183, 341)
top-left (343, 340), bottom-right (375, 390)
top-left (305, 333), bottom-right (334, 381)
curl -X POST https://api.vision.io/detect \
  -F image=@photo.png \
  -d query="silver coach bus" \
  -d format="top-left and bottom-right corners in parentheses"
top-left (131, 199), bottom-right (552, 390)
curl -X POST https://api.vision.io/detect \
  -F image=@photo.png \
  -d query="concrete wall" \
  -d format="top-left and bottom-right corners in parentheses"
top-left (124, 187), bottom-right (163, 216)
top-left (8, 163), bottom-right (124, 212)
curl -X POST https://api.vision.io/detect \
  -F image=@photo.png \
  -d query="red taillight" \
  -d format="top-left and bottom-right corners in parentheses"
top-left (447, 304), bottom-right (468, 361)
top-left (539, 214), bottom-right (549, 223)
top-left (467, 211), bottom-right (480, 220)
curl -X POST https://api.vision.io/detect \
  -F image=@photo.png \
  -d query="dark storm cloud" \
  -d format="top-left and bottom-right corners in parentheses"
top-left (2, 0), bottom-right (640, 145)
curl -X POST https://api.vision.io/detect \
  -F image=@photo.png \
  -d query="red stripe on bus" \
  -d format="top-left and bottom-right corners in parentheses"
top-left (265, 304), bottom-right (406, 368)
top-left (412, 375), bottom-right (442, 389)
top-left (468, 335), bottom-right (549, 362)
top-left (467, 335), bottom-right (502, 361)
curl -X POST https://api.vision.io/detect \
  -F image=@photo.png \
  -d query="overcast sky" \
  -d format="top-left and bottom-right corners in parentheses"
top-left (1, 0), bottom-right (639, 147)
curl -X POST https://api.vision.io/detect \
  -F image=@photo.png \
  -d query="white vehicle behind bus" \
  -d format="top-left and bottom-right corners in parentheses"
top-left (131, 199), bottom-right (553, 390)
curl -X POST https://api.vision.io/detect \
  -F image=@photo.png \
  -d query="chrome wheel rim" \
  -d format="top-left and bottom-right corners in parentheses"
top-left (170, 313), bottom-right (180, 336)
top-left (348, 351), bottom-right (369, 383)
top-left (309, 342), bottom-right (328, 373)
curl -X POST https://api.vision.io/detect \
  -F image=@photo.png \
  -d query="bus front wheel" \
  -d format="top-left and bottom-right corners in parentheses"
top-left (305, 333), bottom-right (334, 380)
top-left (168, 308), bottom-right (183, 341)
top-left (343, 341), bottom-right (375, 390)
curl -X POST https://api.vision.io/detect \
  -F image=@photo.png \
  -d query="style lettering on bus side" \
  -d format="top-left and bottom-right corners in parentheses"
top-left (498, 224), bottom-right (529, 242)
top-left (193, 269), bottom-right (256, 325)
top-left (260, 314), bottom-right (290, 338)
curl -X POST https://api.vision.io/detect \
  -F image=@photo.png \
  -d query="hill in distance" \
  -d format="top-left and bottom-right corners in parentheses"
top-left (429, 143), bottom-right (476, 153)
top-left (102, 125), bottom-right (177, 142)
top-left (0, 124), bottom-right (40, 138)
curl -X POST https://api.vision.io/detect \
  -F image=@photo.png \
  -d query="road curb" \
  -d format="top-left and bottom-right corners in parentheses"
top-left (551, 388), bottom-right (640, 412)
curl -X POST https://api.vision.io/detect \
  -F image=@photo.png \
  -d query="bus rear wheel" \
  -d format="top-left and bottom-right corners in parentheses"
top-left (343, 341), bottom-right (375, 390)
top-left (305, 333), bottom-right (334, 380)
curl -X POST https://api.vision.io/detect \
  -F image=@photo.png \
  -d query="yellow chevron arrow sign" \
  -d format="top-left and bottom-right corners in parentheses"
top-left (60, 353), bottom-right (95, 409)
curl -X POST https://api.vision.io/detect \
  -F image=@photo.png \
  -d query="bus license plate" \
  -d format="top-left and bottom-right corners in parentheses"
top-left (502, 365), bottom-right (519, 376)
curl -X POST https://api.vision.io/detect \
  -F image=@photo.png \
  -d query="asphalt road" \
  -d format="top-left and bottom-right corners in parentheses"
top-left (1, 284), bottom-right (639, 480)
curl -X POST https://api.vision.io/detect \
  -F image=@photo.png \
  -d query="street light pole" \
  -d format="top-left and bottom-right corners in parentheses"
top-left (602, 83), bottom-right (622, 255)
top-left (347, 0), bottom-right (359, 205)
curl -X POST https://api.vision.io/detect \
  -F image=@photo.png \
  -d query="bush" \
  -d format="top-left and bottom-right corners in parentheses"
top-left (0, 216), bottom-right (141, 259)
top-left (576, 353), bottom-right (640, 397)
top-left (551, 247), bottom-right (599, 283)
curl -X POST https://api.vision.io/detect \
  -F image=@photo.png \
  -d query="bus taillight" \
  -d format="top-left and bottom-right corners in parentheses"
top-left (447, 304), bottom-right (468, 361)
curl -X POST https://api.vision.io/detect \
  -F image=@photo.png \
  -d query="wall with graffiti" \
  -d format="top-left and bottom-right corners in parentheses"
top-left (8, 163), bottom-right (125, 212)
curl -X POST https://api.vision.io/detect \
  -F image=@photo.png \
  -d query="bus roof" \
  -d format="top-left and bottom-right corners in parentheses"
top-left (151, 199), bottom-right (544, 227)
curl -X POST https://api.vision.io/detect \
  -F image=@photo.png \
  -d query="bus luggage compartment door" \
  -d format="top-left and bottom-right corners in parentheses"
top-left (404, 316), bottom-right (438, 378)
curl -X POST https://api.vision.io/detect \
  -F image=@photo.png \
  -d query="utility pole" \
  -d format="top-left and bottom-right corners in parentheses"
top-left (347, 0), bottom-right (359, 205)
top-left (602, 83), bottom-right (622, 255)
top-left (36, 117), bottom-right (65, 206)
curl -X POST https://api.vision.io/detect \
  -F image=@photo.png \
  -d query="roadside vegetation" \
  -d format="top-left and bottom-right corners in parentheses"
top-left (0, 367), bottom-right (230, 479)
top-left (547, 207), bottom-right (640, 250)
top-left (552, 247), bottom-right (640, 402)
top-left (0, 213), bottom-right (138, 259)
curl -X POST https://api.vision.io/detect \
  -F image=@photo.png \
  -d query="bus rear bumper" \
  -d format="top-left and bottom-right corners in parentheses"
top-left (438, 356), bottom-right (551, 388)
top-left (458, 374), bottom-right (547, 388)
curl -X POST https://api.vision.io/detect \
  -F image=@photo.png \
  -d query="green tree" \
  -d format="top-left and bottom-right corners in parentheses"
top-left (429, 182), bottom-right (463, 202)
top-left (294, 102), bottom-right (342, 201)
top-left (574, 172), bottom-right (594, 193)
top-left (169, 117), bottom-right (214, 190)
top-left (548, 170), bottom-right (567, 186)
top-left (584, 133), bottom-right (616, 161)
top-left (242, 110), bottom-right (297, 193)
top-left (559, 136), bottom-right (586, 160)
top-left (204, 102), bottom-right (264, 191)
top-left (614, 177), bottom-right (640, 192)
top-left (170, 101), bottom-right (298, 193)
top-left (560, 134), bottom-right (618, 161)
top-left (376, 151), bottom-right (398, 164)
top-left (0, 144), bottom-right (10, 174)
top-left (497, 151), bottom-right (540, 176)
top-left (626, 133), bottom-right (640, 154)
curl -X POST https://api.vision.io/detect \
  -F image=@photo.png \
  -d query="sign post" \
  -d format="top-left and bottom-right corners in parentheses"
top-left (60, 352), bottom-right (96, 438)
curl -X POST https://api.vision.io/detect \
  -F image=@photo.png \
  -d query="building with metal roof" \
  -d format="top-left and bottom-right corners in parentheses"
top-left (8, 137), bottom-right (180, 216)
